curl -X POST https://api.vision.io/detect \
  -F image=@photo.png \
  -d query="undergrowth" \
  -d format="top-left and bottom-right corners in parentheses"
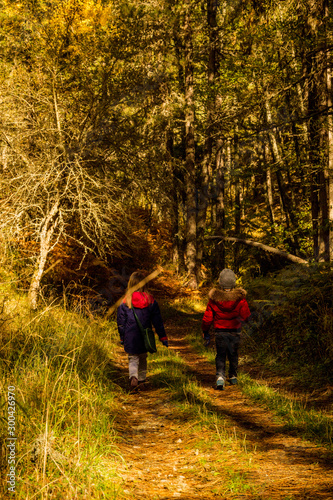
top-left (2, 264), bottom-right (332, 498)
top-left (184, 278), bottom-right (333, 452)
top-left (244, 264), bottom-right (333, 388)
top-left (0, 290), bottom-right (261, 499)
top-left (0, 292), bottom-right (125, 499)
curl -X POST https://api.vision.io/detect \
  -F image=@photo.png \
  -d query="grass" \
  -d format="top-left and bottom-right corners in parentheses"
top-left (1, 289), bottom-right (261, 499)
top-left (6, 282), bottom-right (328, 498)
top-left (170, 288), bottom-right (333, 453)
top-left (187, 320), bottom-right (333, 452)
top-left (240, 373), bottom-right (333, 450)
top-left (0, 292), bottom-right (125, 499)
top-left (145, 337), bottom-right (260, 497)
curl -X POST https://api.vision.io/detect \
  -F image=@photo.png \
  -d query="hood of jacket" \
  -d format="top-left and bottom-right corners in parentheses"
top-left (127, 291), bottom-right (154, 309)
top-left (208, 287), bottom-right (247, 311)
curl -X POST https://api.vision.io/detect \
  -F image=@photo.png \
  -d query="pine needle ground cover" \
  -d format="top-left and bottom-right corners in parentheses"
top-left (186, 268), bottom-right (333, 452)
top-left (0, 289), bottom-right (260, 499)
top-left (1, 280), bottom-right (333, 499)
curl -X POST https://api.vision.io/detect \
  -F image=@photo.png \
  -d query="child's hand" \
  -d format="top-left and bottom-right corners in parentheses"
top-left (203, 333), bottom-right (210, 347)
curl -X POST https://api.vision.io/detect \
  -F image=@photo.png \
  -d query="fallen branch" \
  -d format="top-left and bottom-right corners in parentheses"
top-left (208, 236), bottom-right (308, 265)
top-left (43, 259), bottom-right (62, 277)
top-left (105, 268), bottom-right (162, 317)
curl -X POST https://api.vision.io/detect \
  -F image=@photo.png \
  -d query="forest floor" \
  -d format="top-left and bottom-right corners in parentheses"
top-left (110, 301), bottom-right (333, 500)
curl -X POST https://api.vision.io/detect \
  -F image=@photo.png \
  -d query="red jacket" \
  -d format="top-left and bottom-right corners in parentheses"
top-left (202, 288), bottom-right (250, 333)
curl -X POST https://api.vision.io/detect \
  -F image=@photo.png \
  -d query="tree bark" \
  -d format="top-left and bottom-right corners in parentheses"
top-left (233, 129), bottom-right (241, 272)
top-left (28, 199), bottom-right (60, 309)
top-left (184, 2), bottom-right (197, 288)
top-left (263, 142), bottom-right (276, 225)
top-left (303, 0), bottom-right (330, 261)
top-left (214, 138), bottom-right (226, 273)
top-left (166, 127), bottom-right (181, 271)
top-left (196, 0), bottom-right (220, 282)
top-left (265, 100), bottom-right (300, 253)
top-left (327, 49), bottom-right (333, 261)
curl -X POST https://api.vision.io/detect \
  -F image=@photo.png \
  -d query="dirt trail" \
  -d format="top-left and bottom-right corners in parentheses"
top-left (113, 318), bottom-right (333, 500)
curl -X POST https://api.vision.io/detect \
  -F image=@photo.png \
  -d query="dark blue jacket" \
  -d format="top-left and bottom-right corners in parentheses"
top-left (117, 291), bottom-right (167, 355)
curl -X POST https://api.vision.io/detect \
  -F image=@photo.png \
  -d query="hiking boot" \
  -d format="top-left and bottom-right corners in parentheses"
top-left (130, 377), bottom-right (138, 389)
top-left (229, 376), bottom-right (238, 385)
top-left (137, 380), bottom-right (148, 391)
top-left (216, 377), bottom-right (225, 390)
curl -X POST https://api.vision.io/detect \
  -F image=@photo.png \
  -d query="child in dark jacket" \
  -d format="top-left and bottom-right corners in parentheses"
top-left (117, 271), bottom-right (168, 389)
top-left (202, 268), bottom-right (250, 390)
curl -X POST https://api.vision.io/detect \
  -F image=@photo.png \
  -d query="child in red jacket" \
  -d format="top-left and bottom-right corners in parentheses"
top-left (202, 269), bottom-right (250, 390)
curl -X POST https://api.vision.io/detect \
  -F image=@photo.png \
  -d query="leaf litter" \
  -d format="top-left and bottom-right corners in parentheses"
top-left (111, 302), bottom-right (333, 500)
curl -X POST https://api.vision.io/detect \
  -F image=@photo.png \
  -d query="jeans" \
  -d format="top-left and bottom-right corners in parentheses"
top-left (128, 353), bottom-right (148, 381)
top-left (215, 330), bottom-right (240, 380)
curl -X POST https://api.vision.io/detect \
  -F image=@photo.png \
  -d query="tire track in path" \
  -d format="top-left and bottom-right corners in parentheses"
top-left (112, 316), bottom-right (333, 499)
top-left (169, 319), bottom-right (333, 500)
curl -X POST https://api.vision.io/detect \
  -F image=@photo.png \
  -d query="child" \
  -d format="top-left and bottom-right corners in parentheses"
top-left (117, 271), bottom-right (168, 389)
top-left (202, 268), bottom-right (250, 390)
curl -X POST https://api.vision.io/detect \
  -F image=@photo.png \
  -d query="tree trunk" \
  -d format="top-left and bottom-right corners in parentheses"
top-left (28, 199), bottom-right (59, 309)
top-left (327, 50), bottom-right (333, 262)
top-left (166, 127), bottom-right (181, 271)
top-left (196, 166), bottom-right (208, 282)
top-left (196, 0), bottom-right (220, 282)
top-left (214, 138), bottom-right (226, 274)
top-left (303, 0), bottom-right (330, 261)
top-left (265, 100), bottom-right (300, 253)
top-left (233, 130), bottom-right (241, 272)
top-left (184, 2), bottom-right (197, 288)
top-left (263, 142), bottom-right (276, 225)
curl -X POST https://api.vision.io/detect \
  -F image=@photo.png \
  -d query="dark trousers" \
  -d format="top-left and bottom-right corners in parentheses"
top-left (215, 330), bottom-right (240, 379)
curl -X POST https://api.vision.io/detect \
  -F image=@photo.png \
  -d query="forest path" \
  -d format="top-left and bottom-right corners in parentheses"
top-left (112, 311), bottom-right (333, 500)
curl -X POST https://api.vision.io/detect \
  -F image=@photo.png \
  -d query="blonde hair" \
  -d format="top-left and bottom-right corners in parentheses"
top-left (125, 271), bottom-right (149, 308)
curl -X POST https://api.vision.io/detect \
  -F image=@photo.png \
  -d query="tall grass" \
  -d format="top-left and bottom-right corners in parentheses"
top-left (0, 292), bottom-right (125, 499)
top-left (178, 288), bottom-right (333, 453)
top-left (244, 264), bottom-right (333, 387)
top-left (0, 292), bottom-right (261, 499)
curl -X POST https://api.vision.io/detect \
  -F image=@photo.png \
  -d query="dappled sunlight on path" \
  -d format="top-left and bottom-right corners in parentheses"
top-left (111, 306), bottom-right (333, 499)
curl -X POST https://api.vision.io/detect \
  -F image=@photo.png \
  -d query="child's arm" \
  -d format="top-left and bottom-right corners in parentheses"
top-left (238, 299), bottom-right (251, 322)
top-left (202, 301), bottom-right (214, 345)
top-left (116, 304), bottom-right (127, 343)
top-left (150, 301), bottom-right (168, 346)
top-left (202, 301), bottom-right (214, 333)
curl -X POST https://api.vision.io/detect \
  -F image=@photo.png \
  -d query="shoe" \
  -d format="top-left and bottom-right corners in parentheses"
top-left (130, 377), bottom-right (138, 389)
top-left (216, 377), bottom-right (225, 390)
top-left (229, 377), bottom-right (238, 385)
top-left (137, 380), bottom-right (148, 391)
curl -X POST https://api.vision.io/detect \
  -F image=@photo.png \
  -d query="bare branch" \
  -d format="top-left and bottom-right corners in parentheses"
top-left (208, 236), bottom-right (308, 265)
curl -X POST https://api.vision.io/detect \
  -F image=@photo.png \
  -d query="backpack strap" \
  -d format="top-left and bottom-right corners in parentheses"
top-left (132, 303), bottom-right (145, 336)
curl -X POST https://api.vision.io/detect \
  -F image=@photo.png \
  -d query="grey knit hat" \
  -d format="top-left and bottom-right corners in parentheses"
top-left (219, 269), bottom-right (236, 289)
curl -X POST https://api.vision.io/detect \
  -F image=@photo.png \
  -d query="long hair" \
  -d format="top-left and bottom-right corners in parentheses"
top-left (125, 271), bottom-right (149, 308)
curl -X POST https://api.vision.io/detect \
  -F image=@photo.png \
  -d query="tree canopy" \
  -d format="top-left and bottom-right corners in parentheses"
top-left (1, 0), bottom-right (333, 304)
